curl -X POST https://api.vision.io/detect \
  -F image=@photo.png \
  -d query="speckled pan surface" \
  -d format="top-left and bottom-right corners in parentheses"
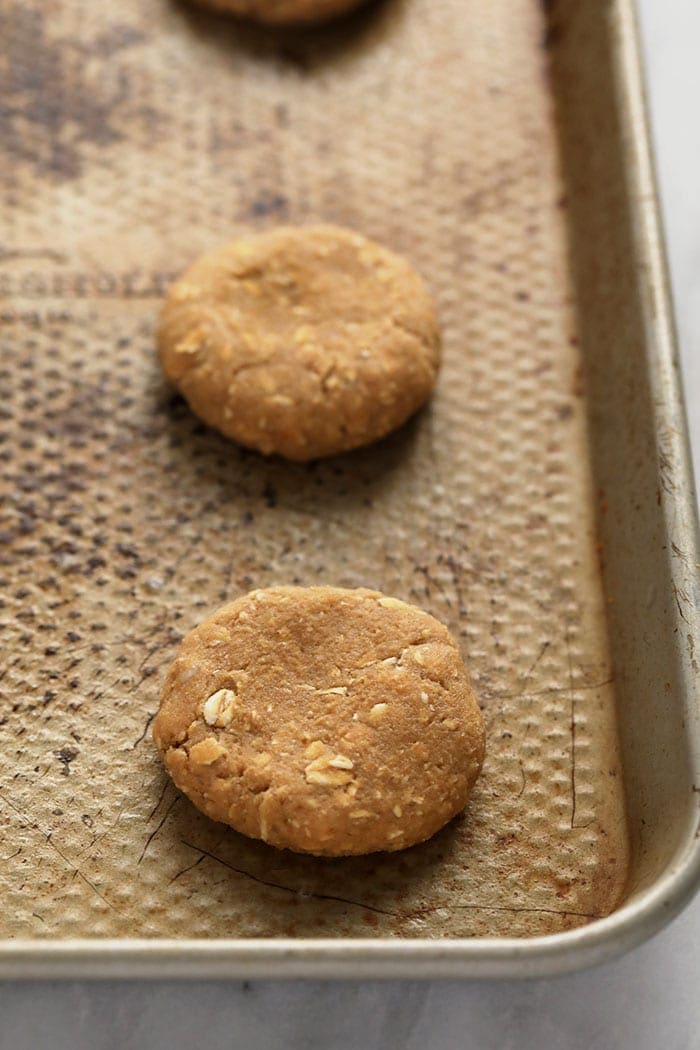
top-left (1, 0), bottom-right (698, 972)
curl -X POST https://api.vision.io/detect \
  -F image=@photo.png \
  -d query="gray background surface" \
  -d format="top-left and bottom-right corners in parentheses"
top-left (1, 0), bottom-right (699, 1046)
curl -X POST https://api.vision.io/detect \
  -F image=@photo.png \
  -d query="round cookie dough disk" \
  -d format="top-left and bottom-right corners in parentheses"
top-left (191, 0), bottom-right (368, 25)
top-left (153, 587), bottom-right (485, 856)
top-left (157, 226), bottom-right (441, 461)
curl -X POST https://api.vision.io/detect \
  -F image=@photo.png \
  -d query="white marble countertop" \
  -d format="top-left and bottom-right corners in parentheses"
top-left (2, 1), bottom-right (699, 1046)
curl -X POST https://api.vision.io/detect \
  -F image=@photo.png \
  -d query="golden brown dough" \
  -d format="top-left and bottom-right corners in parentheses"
top-left (153, 586), bottom-right (485, 856)
top-left (190, 0), bottom-right (369, 25)
top-left (157, 225), bottom-right (441, 461)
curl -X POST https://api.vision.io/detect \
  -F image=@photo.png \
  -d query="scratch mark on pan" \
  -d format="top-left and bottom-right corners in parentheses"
top-left (0, 785), bottom-right (121, 914)
top-left (415, 565), bottom-right (452, 609)
top-left (672, 582), bottom-right (690, 625)
top-left (178, 842), bottom-right (600, 923)
top-left (565, 624), bottom-right (577, 829)
top-left (515, 639), bottom-right (550, 696)
top-left (128, 656), bottom-right (160, 693)
top-left (0, 790), bottom-right (34, 825)
top-left (670, 541), bottom-right (689, 565)
top-left (136, 618), bottom-right (172, 672)
top-left (417, 902), bottom-right (602, 920)
top-left (48, 834), bottom-right (119, 914)
top-left (516, 760), bottom-right (526, 800)
top-left (490, 676), bottom-right (614, 702)
top-left (81, 805), bottom-right (126, 855)
top-left (147, 779), bottom-right (172, 823)
top-left (179, 841), bottom-right (396, 917)
top-left (138, 797), bottom-right (179, 864)
top-left (130, 710), bottom-right (157, 750)
top-left (168, 854), bottom-right (206, 885)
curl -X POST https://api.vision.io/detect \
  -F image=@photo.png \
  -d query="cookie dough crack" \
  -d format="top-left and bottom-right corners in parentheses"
top-left (225, 355), bottom-right (277, 382)
top-left (389, 314), bottom-right (435, 357)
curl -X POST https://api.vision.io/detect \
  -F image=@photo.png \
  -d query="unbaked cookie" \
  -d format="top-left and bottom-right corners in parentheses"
top-left (157, 225), bottom-right (440, 461)
top-left (153, 586), bottom-right (484, 856)
top-left (191, 0), bottom-right (369, 25)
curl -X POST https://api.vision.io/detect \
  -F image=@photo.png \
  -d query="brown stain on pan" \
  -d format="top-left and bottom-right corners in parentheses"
top-left (0, 5), bottom-right (148, 179)
top-left (0, 0), bottom-right (629, 940)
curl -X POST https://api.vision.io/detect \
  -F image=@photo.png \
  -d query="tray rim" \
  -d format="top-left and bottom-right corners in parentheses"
top-left (3, 0), bottom-right (699, 979)
top-left (0, 848), bottom-right (699, 979)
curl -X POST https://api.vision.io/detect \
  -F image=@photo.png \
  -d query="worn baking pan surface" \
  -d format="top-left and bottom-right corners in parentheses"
top-left (0, 0), bottom-right (695, 970)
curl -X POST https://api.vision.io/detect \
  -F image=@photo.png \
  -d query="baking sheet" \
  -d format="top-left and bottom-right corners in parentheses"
top-left (0, 0), bottom-right (632, 942)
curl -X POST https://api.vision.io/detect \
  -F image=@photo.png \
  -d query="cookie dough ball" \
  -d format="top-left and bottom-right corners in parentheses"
top-left (190, 0), bottom-right (369, 25)
top-left (153, 587), bottom-right (484, 856)
top-left (157, 226), bottom-right (440, 461)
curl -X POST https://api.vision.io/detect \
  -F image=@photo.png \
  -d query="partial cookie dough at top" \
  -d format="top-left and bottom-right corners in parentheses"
top-left (190, 0), bottom-right (370, 25)
top-left (157, 225), bottom-right (441, 461)
top-left (153, 586), bottom-right (485, 856)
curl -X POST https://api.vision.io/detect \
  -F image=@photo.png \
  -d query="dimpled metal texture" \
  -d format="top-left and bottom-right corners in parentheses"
top-left (0, 0), bottom-right (629, 940)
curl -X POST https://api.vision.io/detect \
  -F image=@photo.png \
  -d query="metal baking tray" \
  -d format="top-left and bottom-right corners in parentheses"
top-left (0, 0), bottom-right (698, 978)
